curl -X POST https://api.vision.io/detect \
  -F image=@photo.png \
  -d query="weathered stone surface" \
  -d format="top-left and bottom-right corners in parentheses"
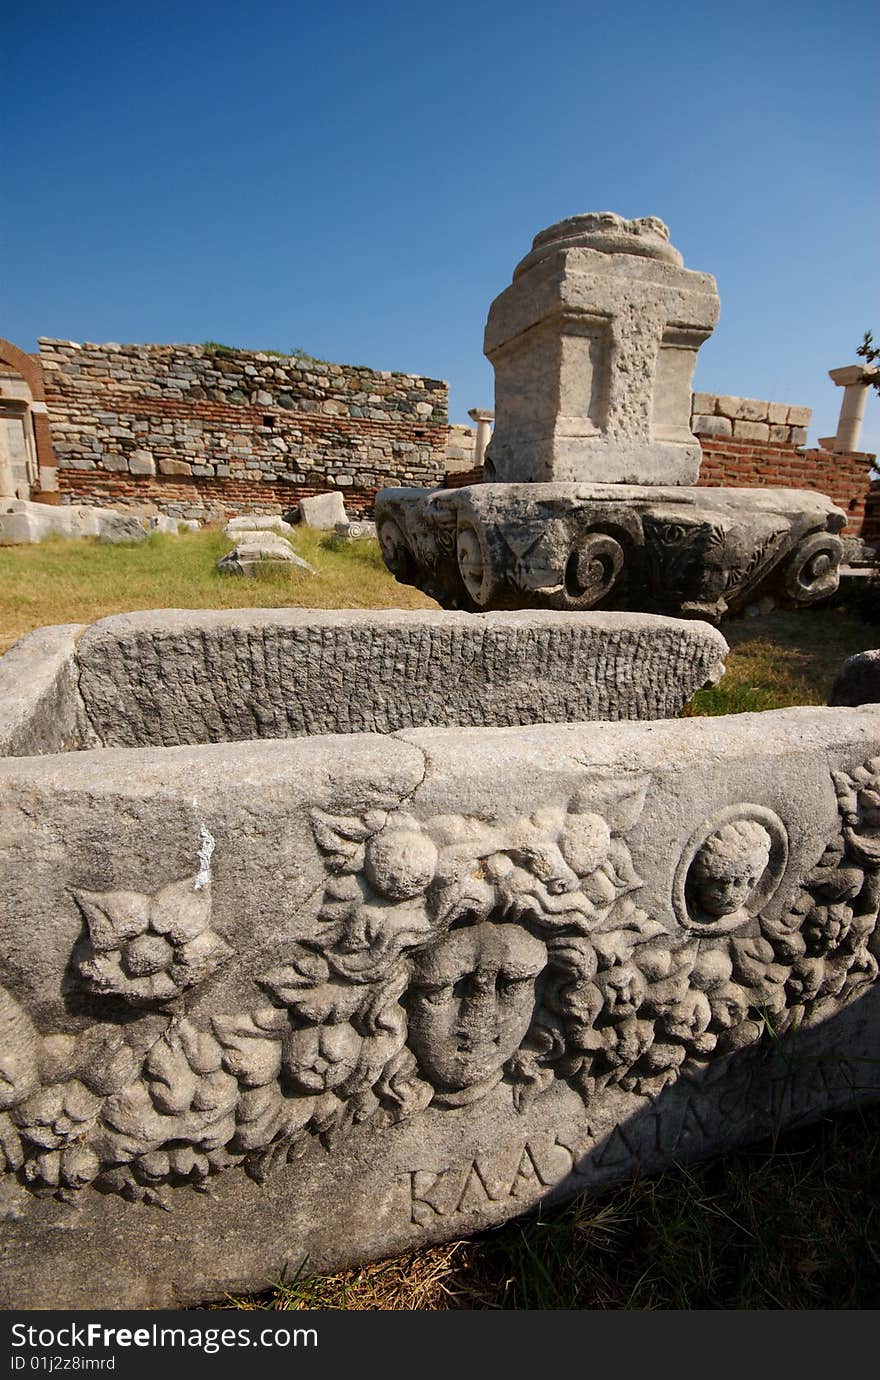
top-left (691, 414), bottom-right (733, 439)
top-left (58, 608), bottom-right (726, 749)
top-left (216, 534), bottom-right (314, 577)
top-left (732, 419), bottom-right (770, 443)
top-left (376, 482), bottom-right (846, 623)
top-left (0, 624), bottom-right (98, 756)
top-left (334, 519), bottom-right (377, 541)
top-left (483, 213), bottom-right (720, 486)
top-left (0, 501), bottom-right (147, 545)
top-left (149, 514), bottom-right (180, 535)
top-left (1, 702), bottom-right (879, 1308)
top-left (299, 492), bottom-right (348, 528)
top-left (225, 515), bottom-right (293, 536)
top-left (830, 649), bottom-right (880, 707)
top-left (96, 514), bottom-right (148, 544)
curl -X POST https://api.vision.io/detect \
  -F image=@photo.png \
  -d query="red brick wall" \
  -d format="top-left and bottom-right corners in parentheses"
top-left (696, 437), bottom-right (877, 536)
top-left (58, 469), bottom-right (380, 518)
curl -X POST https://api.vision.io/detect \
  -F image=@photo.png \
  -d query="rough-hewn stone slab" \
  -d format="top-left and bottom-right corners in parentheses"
top-left (70, 608), bottom-right (727, 747)
top-left (1, 706), bottom-right (879, 1308)
top-left (0, 624), bottom-right (97, 756)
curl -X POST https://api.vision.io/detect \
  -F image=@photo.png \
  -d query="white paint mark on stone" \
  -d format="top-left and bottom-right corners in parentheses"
top-left (193, 804), bottom-right (215, 890)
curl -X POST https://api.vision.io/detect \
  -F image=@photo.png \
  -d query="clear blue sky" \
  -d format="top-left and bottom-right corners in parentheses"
top-left (5, 0), bottom-right (879, 450)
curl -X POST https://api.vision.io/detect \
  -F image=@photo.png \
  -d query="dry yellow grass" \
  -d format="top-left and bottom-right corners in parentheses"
top-left (0, 527), bottom-right (432, 653)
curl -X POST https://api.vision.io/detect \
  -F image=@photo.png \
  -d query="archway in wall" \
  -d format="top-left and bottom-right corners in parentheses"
top-left (0, 339), bottom-right (58, 501)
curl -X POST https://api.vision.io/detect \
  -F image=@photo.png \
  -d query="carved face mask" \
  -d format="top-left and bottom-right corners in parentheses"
top-left (405, 922), bottom-right (547, 1093)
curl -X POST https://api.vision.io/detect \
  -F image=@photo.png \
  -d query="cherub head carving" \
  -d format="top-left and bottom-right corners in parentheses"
top-left (687, 819), bottom-right (772, 920)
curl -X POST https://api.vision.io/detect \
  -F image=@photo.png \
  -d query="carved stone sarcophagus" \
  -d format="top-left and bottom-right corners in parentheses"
top-left (1, 612), bottom-right (879, 1308)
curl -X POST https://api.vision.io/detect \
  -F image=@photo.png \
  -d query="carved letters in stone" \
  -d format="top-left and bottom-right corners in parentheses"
top-left (2, 759), bottom-right (879, 1205)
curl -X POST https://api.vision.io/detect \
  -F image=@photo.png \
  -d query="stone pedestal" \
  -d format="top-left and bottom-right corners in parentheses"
top-left (1, 618), bottom-right (879, 1307)
top-left (484, 213), bottom-right (719, 486)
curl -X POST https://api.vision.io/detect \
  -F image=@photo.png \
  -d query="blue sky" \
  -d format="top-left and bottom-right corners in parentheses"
top-left (5, 1), bottom-right (879, 449)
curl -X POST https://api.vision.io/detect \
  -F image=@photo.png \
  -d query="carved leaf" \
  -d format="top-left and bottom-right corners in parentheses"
top-left (74, 889), bottom-right (150, 951)
top-left (570, 776), bottom-right (650, 835)
top-left (150, 880), bottom-right (212, 943)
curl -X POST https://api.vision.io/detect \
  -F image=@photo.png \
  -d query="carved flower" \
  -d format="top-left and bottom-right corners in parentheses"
top-left (74, 878), bottom-right (232, 1005)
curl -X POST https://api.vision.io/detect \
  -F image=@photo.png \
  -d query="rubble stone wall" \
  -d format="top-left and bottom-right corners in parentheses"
top-left (39, 340), bottom-right (448, 518)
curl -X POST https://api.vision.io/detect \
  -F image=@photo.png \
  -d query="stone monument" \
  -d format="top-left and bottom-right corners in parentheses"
top-left (375, 213), bottom-right (845, 622)
top-left (0, 612), bottom-right (879, 1308)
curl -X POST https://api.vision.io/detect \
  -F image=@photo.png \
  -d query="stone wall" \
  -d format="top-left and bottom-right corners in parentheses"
top-left (39, 340), bottom-right (448, 518)
top-left (691, 391), bottom-right (811, 447)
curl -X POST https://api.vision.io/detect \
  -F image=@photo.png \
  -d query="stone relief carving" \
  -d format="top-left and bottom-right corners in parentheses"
top-left (73, 877), bottom-right (232, 1004)
top-left (2, 759), bottom-right (879, 1205)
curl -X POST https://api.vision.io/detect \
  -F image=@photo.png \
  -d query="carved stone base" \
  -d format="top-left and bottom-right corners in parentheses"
top-left (375, 483), bottom-right (846, 623)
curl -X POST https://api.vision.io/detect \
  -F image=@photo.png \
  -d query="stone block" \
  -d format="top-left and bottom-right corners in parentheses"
top-left (691, 391), bottom-right (717, 416)
top-left (0, 625), bottom-right (879, 1308)
top-left (732, 420), bottom-right (770, 442)
top-left (225, 515), bottom-right (293, 536)
top-left (691, 414), bottom-right (732, 438)
top-left (129, 450), bottom-right (156, 476)
top-left (717, 397), bottom-right (768, 423)
top-left (217, 534), bottom-right (315, 577)
top-left (158, 459), bottom-right (193, 477)
top-left (790, 427), bottom-right (809, 446)
top-left (484, 212), bottom-right (720, 485)
top-left (830, 649), bottom-right (880, 706)
top-left (767, 402), bottom-right (789, 425)
top-left (299, 491), bottom-right (349, 528)
top-left (768, 425), bottom-right (791, 444)
top-left (96, 513), bottom-right (148, 544)
top-left (787, 406), bottom-right (813, 427)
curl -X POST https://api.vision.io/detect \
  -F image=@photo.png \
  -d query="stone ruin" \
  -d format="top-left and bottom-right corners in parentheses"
top-left (0, 217), bottom-right (877, 1310)
top-left (375, 213), bottom-right (845, 622)
top-left (0, 606), bottom-right (879, 1308)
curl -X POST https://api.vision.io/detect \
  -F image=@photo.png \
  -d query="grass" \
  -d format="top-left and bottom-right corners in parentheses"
top-left (1, 534), bottom-right (879, 1309)
top-left (0, 527), bottom-right (432, 654)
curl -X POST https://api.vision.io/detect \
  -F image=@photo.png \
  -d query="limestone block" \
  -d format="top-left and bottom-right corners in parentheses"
top-left (767, 402), bottom-right (789, 425)
top-left (691, 391), bottom-right (717, 415)
top-left (0, 683), bottom-right (879, 1307)
top-left (790, 427), bottom-right (808, 446)
top-left (830, 649), bottom-right (880, 706)
top-left (768, 425), bottom-right (791, 444)
top-left (96, 513), bottom-right (148, 544)
top-left (0, 624), bottom-right (97, 755)
top-left (787, 406), bottom-right (813, 427)
top-left (225, 515), bottom-right (293, 536)
top-left (717, 397), bottom-right (767, 423)
top-left (484, 212), bottom-right (720, 485)
top-left (334, 519), bottom-right (378, 541)
top-left (158, 459), bottom-right (193, 476)
top-left (691, 414), bottom-right (733, 438)
top-left (732, 420), bottom-right (770, 442)
top-left (149, 514), bottom-right (180, 534)
top-left (129, 450), bottom-right (156, 476)
top-left (299, 491), bottom-right (349, 528)
top-left (375, 481), bottom-right (846, 623)
top-left (67, 609), bottom-right (726, 748)
top-left (217, 534), bottom-right (315, 577)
